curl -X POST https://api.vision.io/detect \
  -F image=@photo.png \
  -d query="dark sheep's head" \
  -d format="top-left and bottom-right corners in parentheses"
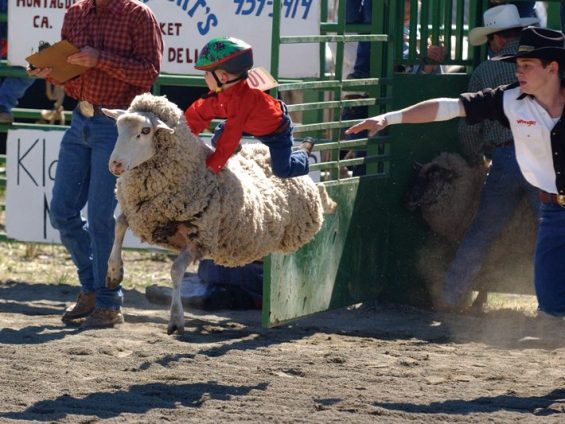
top-left (403, 162), bottom-right (458, 211)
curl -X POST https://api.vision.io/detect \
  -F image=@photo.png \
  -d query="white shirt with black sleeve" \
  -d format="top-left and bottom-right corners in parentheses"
top-left (460, 82), bottom-right (565, 196)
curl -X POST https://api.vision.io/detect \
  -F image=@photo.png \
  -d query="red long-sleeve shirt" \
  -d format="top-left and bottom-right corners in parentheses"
top-left (60, 0), bottom-right (163, 107)
top-left (185, 80), bottom-right (283, 173)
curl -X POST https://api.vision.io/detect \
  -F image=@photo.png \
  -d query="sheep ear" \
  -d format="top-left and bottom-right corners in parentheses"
top-left (152, 117), bottom-right (174, 134)
top-left (102, 108), bottom-right (127, 120)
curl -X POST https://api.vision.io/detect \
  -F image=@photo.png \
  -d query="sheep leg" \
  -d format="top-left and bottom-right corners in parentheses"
top-left (471, 289), bottom-right (488, 311)
top-left (168, 245), bottom-right (193, 335)
top-left (106, 214), bottom-right (128, 289)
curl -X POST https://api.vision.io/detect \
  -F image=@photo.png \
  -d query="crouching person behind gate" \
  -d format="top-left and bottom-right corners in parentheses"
top-left (27, 0), bottom-right (163, 329)
top-left (346, 27), bottom-right (565, 319)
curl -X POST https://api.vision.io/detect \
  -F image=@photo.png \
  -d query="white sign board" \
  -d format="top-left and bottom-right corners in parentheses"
top-left (5, 129), bottom-right (148, 248)
top-left (8, 0), bottom-right (320, 78)
top-left (6, 128), bottom-right (320, 245)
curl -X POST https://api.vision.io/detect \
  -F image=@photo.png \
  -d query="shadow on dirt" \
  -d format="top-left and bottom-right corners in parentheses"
top-left (1, 281), bottom-right (564, 353)
top-left (0, 381), bottom-right (269, 421)
top-left (373, 388), bottom-right (565, 416)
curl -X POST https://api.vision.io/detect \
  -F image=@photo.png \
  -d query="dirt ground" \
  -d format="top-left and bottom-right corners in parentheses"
top-left (0, 279), bottom-right (564, 423)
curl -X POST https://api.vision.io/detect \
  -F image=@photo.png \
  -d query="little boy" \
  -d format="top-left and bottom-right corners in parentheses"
top-left (185, 36), bottom-right (314, 177)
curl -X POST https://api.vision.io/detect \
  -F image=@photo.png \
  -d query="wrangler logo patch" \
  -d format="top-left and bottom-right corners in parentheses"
top-left (517, 119), bottom-right (536, 126)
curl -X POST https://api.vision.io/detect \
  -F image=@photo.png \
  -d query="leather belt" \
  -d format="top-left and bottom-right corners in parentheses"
top-left (271, 119), bottom-right (290, 135)
top-left (77, 101), bottom-right (128, 118)
top-left (498, 140), bottom-right (514, 147)
top-left (539, 190), bottom-right (565, 207)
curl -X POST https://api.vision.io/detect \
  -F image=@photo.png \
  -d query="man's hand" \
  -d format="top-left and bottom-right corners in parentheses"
top-left (345, 115), bottom-right (389, 137)
top-left (27, 66), bottom-right (52, 79)
top-left (67, 46), bottom-right (99, 68)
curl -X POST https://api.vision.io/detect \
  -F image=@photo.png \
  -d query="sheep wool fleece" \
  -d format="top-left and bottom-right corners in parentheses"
top-left (115, 94), bottom-right (332, 267)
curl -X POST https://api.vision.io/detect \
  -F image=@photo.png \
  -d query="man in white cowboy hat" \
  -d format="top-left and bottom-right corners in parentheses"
top-left (346, 26), bottom-right (565, 325)
top-left (439, 4), bottom-right (540, 312)
top-left (469, 3), bottom-right (539, 48)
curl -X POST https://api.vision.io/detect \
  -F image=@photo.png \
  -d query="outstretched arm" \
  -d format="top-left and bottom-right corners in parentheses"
top-left (345, 98), bottom-right (465, 137)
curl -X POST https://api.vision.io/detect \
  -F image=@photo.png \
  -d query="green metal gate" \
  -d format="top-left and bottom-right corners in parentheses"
top-left (263, 0), bottom-right (393, 326)
top-left (2, 1), bottom-right (563, 325)
top-left (262, 0), bottom-right (507, 326)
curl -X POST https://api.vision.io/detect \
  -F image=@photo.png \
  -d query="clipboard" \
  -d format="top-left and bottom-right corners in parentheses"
top-left (25, 40), bottom-right (88, 84)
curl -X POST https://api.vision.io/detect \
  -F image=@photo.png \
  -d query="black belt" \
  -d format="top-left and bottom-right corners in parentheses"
top-left (271, 119), bottom-right (290, 135)
top-left (497, 140), bottom-right (514, 148)
top-left (77, 101), bottom-right (128, 117)
top-left (539, 190), bottom-right (565, 207)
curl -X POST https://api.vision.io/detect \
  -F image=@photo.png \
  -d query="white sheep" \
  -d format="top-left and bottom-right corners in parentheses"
top-left (404, 152), bottom-right (537, 309)
top-left (103, 93), bottom-right (336, 334)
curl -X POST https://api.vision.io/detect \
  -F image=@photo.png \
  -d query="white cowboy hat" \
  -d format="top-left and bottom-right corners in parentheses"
top-left (469, 4), bottom-right (539, 46)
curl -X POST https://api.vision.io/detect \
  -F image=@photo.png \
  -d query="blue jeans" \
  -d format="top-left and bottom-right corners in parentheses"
top-left (346, 0), bottom-right (372, 78)
top-left (50, 109), bottom-right (122, 309)
top-left (442, 146), bottom-right (540, 307)
top-left (535, 203), bottom-right (565, 317)
top-left (512, 1), bottom-right (536, 18)
top-left (0, 75), bottom-right (35, 113)
top-left (212, 110), bottom-right (309, 178)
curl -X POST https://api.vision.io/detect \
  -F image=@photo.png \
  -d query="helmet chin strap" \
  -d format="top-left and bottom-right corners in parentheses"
top-left (211, 70), bottom-right (248, 93)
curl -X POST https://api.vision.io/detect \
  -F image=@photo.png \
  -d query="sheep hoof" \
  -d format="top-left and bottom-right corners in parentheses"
top-left (106, 268), bottom-right (123, 289)
top-left (167, 324), bottom-right (184, 335)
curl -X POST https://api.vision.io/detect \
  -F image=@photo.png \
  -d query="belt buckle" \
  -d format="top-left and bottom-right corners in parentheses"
top-left (557, 194), bottom-right (565, 208)
top-left (78, 101), bottom-right (94, 118)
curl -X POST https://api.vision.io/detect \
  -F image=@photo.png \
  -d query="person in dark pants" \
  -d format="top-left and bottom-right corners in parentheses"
top-left (347, 27), bottom-right (565, 321)
top-left (0, 0), bottom-right (35, 124)
top-left (346, 0), bottom-right (372, 79)
top-left (440, 4), bottom-right (540, 311)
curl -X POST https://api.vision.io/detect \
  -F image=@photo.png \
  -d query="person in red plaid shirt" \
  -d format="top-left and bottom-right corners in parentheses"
top-left (185, 36), bottom-right (315, 177)
top-left (28, 0), bottom-right (163, 329)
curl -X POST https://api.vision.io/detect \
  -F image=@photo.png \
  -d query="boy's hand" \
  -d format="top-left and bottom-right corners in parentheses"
top-left (345, 115), bottom-right (389, 137)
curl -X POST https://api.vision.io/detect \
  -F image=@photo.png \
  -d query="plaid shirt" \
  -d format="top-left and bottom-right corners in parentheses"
top-left (61, 0), bottom-right (163, 107)
top-left (458, 40), bottom-right (519, 164)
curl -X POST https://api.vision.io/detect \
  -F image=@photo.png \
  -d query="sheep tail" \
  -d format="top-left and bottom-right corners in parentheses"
top-left (317, 184), bottom-right (337, 214)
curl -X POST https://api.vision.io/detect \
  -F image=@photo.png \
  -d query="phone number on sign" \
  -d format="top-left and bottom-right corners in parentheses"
top-left (233, 0), bottom-right (313, 19)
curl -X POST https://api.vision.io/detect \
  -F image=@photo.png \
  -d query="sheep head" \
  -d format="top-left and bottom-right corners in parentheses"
top-left (103, 109), bottom-right (174, 176)
top-left (403, 162), bottom-right (458, 211)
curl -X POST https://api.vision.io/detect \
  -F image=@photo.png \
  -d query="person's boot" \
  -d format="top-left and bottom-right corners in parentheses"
top-left (81, 308), bottom-right (124, 329)
top-left (61, 292), bottom-right (96, 323)
top-left (297, 137), bottom-right (316, 155)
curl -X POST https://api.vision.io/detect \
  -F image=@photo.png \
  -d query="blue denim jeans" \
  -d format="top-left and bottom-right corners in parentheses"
top-left (50, 109), bottom-right (122, 309)
top-left (257, 113), bottom-right (309, 178)
top-left (442, 146), bottom-right (540, 307)
top-left (346, 0), bottom-right (372, 78)
top-left (534, 203), bottom-right (565, 317)
top-left (212, 108), bottom-right (309, 178)
top-left (512, 1), bottom-right (536, 18)
top-left (0, 75), bottom-right (35, 113)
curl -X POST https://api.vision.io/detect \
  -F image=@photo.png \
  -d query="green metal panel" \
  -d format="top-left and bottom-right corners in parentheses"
top-left (263, 176), bottom-right (390, 327)
top-left (380, 72), bottom-right (471, 306)
top-left (546, 1), bottom-right (562, 31)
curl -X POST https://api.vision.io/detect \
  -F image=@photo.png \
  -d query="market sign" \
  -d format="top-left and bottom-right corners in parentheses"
top-left (8, 0), bottom-right (320, 78)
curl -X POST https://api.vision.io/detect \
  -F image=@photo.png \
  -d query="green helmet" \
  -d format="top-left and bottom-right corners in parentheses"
top-left (195, 36), bottom-right (253, 74)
